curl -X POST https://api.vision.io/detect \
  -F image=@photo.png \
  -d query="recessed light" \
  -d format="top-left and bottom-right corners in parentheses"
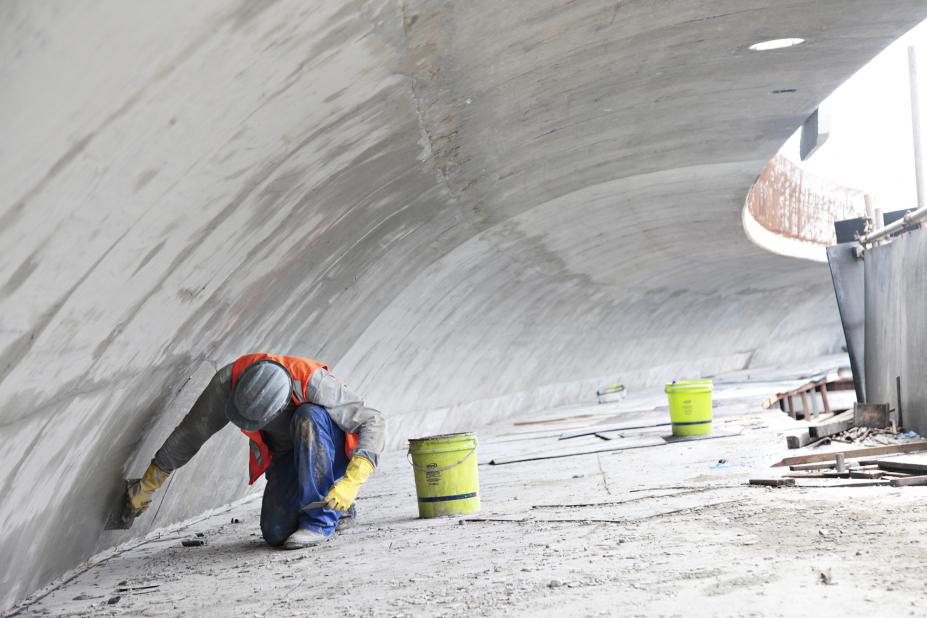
top-left (749, 38), bottom-right (805, 51)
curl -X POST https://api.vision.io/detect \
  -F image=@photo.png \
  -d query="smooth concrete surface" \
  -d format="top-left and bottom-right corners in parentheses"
top-left (864, 229), bottom-right (927, 434)
top-left (2, 0), bottom-right (927, 610)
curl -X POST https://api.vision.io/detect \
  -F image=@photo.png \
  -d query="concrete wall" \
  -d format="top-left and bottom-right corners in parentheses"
top-left (2, 0), bottom-right (926, 609)
top-left (864, 230), bottom-right (927, 434)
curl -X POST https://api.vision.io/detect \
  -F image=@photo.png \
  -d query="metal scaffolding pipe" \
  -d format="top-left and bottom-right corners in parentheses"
top-left (858, 205), bottom-right (927, 246)
top-left (910, 46), bottom-right (927, 209)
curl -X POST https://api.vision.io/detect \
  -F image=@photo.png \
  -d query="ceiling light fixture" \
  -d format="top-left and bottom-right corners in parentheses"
top-left (749, 38), bottom-right (805, 51)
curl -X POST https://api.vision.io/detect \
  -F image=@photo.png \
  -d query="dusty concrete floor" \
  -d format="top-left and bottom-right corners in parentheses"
top-left (11, 360), bottom-right (927, 617)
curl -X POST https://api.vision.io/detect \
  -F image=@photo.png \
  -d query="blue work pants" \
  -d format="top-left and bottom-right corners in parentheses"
top-left (260, 404), bottom-right (349, 545)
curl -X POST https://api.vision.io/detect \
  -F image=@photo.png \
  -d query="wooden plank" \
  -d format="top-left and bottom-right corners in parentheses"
top-left (749, 478), bottom-right (796, 487)
top-left (849, 470), bottom-right (885, 479)
top-left (808, 410), bottom-right (854, 439)
top-left (858, 456), bottom-right (906, 465)
top-left (872, 460), bottom-right (927, 474)
top-left (789, 463), bottom-right (834, 471)
top-left (820, 383), bottom-right (832, 415)
top-left (813, 469), bottom-right (885, 479)
top-left (786, 431), bottom-right (813, 449)
top-left (797, 480), bottom-right (892, 488)
top-left (890, 475), bottom-right (927, 487)
top-left (771, 441), bottom-right (927, 467)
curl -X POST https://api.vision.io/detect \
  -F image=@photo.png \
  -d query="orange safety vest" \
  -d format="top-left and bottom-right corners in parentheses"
top-left (230, 353), bottom-right (359, 484)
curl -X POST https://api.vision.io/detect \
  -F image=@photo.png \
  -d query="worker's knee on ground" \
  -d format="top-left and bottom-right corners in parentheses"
top-left (260, 518), bottom-right (292, 547)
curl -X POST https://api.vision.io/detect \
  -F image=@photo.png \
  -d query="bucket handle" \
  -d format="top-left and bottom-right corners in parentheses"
top-left (406, 447), bottom-right (475, 472)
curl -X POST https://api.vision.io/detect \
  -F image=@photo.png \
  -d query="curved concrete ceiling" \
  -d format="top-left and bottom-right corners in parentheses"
top-left (2, 0), bottom-right (926, 609)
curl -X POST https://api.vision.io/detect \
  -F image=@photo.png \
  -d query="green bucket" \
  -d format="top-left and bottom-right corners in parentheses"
top-left (665, 380), bottom-right (713, 436)
top-left (408, 433), bottom-right (480, 518)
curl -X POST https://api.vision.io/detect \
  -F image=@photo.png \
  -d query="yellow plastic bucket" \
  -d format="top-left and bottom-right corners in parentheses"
top-left (408, 433), bottom-right (480, 518)
top-left (665, 380), bottom-right (713, 436)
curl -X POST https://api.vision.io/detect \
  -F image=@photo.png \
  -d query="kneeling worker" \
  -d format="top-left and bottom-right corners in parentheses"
top-left (121, 353), bottom-right (385, 549)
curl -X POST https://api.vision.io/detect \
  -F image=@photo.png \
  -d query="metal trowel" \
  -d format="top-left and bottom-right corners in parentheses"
top-left (300, 500), bottom-right (344, 513)
top-left (104, 479), bottom-right (139, 530)
top-left (300, 500), bottom-right (327, 512)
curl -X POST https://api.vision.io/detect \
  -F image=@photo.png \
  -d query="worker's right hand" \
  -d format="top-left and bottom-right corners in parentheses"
top-left (126, 463), bottom-right (170, 516)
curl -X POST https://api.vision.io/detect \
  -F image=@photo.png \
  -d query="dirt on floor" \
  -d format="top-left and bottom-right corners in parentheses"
top-left (9, 362), bottom-right (927, 617)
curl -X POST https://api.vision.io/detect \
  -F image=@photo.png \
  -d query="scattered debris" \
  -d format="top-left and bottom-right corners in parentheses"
top-left (181, 539), bottom-right (207, 547)
top-left (107, 596), bottom-right (121, 605)
top-left (865, 460), bottom-right (927, 474)
top-left (710, 459), bottom-right (729, 469)
top-left (798, 480), bottom-right (891, 488)
top-left (512, 414), bottom-right (595, 427)
top-left (809, 411), bottom-right (855, 439)
top-left (559, 422), bottom-right (672, 441)
top-left (771, 449), bottom-right (927, 488)
top-left (853, 402), bottom-right (892, 429)
top-left (115, 584), bottom-right (160, 593)
top-left (786, 432), bottom-right (814, 449)
top-left (489, 430), bottom-right (743, 465)
top-left (748, 478), bottom-right (795, 487)
top-left (230, 518), bottom-right (241, 524)
top-left (465, 500), bottom-right (745, 526)
top-left (835, 453), bottom-right (846, 473)
top-left (819, 569), bottom-right (835, 585)
top-left (773, 442), bottom-right (927, 467)
top-left (890, 475), bottom-right (927, 487)
top-left (769, 370), bottom-right (854, 419)
top-left (789, 462), bottom-right (843, 471)
top-left (71, 593), bottom-right (103, 601)
top-left (531, 486), bottom-right (738, 510)
top-left (597, 384), bottom-right (626, 404)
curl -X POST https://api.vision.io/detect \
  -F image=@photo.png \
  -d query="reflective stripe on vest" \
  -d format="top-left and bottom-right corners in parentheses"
top-left (230, 353), bottom-right (358, 484)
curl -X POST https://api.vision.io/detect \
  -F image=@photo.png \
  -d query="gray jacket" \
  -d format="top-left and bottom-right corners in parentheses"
top-left (153, 363), bottom-right (385, 472)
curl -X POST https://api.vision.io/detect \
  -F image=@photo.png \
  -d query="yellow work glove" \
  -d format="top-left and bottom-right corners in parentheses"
top-left (126, 463), bottom-right (170, 515)
top-left (324, 456), bottom-right (374, 511)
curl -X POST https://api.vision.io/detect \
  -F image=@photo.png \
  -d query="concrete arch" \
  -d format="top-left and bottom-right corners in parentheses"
top-left (2, 0), bottom-right (926, 609)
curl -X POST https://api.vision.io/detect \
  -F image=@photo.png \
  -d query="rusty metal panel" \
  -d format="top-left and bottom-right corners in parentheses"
top-left (747, 155), bottom-right (867, 245)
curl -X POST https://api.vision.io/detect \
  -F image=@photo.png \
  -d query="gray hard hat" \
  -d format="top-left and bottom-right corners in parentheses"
top-left (225, 361), bottom-right (292, 431)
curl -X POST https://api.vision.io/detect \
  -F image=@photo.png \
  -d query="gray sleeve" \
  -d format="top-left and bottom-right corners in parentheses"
top-left (307, 368), bottom-right (386, 467)
top-left (152, 364), bottom-right (233, 472)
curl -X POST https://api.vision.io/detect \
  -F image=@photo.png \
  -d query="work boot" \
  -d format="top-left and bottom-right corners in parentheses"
top-left (283, 528), bottom-right (329, 550)
top-left (336, 504), bottom-right (357, 531)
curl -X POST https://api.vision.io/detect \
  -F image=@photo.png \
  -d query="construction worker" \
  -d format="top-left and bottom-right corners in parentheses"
top-left (122, 353), bottom-right (385, 549)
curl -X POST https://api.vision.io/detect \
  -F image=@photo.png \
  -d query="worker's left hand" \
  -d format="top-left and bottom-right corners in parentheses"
top-left (126, 463), bottom-right (170, 516)
top-left (324, 455), bottom-right (374, 511)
